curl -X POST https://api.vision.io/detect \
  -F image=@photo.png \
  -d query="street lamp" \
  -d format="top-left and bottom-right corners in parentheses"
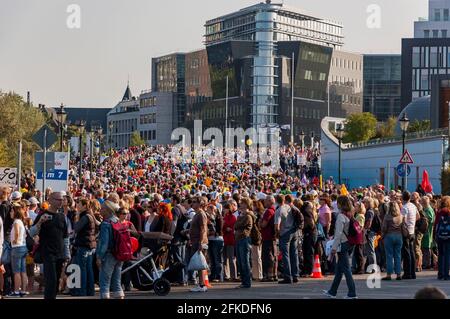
top-left (77, 121), bottom-right (85, 185)
top-left (335, 123), bottom-right (345, 185)
top-left (56, 103), bottom-right (67, 152)
top-left (299, 130), bottom-right (305, 152)
top-left (399, 113), bottom-right (410, 191)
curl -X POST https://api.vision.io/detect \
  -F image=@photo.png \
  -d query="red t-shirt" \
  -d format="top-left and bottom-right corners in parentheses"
top-left (222, 213), bottom-right (237, 246)
top-left (261, 206), bottom-right (276, 241)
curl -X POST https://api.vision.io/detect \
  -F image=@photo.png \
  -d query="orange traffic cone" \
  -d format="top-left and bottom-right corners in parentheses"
top-left (202, 270), bottom-right (212, 288)
top-left (312, 255), bottom-right (323, 278)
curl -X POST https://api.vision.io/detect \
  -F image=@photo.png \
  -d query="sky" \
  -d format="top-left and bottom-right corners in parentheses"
top-left (0, 0), bottom-right (429, 109)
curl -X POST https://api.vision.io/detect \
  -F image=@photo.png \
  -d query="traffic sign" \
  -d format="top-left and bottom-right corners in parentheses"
top-left (396, 164), bottom-right (411, 177)
top-left (35, 152), bottom-right (55, 172)
top-left (32, 124), bottom-right (58, 150)
top-left (399, 150), bottom-right (414, 164)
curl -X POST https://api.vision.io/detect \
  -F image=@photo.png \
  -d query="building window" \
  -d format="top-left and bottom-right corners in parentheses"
top-left (433, 29), bottom-right (439, 38)
top-left (443, 30), bottom-right (448, 38)
top-left (445, 9), bottom-right (450, 21)
top-left (424, 30), bottom-right (430, 38)
top-left (435, 9), bottom-right (441, 21)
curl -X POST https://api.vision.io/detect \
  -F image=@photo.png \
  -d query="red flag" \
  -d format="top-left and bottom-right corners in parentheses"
top-left (421, 170), bottom-right (433, 193)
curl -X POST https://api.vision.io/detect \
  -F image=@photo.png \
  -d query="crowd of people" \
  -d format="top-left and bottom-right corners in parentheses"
top-left (0, 144), bottom-right (449, 299)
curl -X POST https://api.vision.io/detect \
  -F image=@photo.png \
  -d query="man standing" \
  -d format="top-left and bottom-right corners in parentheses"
top-left (260, 195), bottom-right (277, 282)
top-left (170, 194), bottom-right (188, 285)
top-left (401, 191), bottom-right (418, 280)
top-left (363, 197), bottom-right (378, 273)
top-left (188, 196), bottom-right (208, 292)
top-left (421, 196), bottom-right (435, 270)
top-left (30, 192), bottom-right (70, 299)
top-left (275, 195), bottom-right (299, 284)
top-left (0, 187), bottom-right (13, 296)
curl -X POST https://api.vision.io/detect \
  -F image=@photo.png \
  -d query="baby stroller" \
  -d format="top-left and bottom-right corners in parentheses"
top-left (121, 232), bottom-right (184, 296)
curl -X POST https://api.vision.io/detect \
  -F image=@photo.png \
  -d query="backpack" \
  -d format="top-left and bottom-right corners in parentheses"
top-left (109, 220), bottom-right (133, 261)
top-left (370, 211), bottom-right (382, 235)
top-left (436, 215), bottom-right (450, 241)
top-left (250, 215), bottom-right (262, 246)
top-left (416, 212), bottom-right (429, 235)
top-left (346, 217), bottom-right (364, 245)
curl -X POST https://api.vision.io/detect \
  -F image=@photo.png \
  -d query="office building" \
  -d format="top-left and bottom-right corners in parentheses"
top-left (363, 55), bottom-right (401, 121)
top-left (415, 0), bottom-right (450, 38)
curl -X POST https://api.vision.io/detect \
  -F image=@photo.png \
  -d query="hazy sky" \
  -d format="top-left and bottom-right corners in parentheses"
top-left (0, 0), bottom-right (428, 108)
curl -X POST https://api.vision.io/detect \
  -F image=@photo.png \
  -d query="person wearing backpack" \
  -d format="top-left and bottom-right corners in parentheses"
top-left (412, 199), bottom-right (427, 272)
top-left (434, 196), bottom-right (450, 280)
top-left (363, 197), bottom-right (378, 273)
top-left (381, 201), bottom-right (403, 280)
top-left (323, 195), bottom-right (357, 299)
top-left (234, 197), bottom-right (255, 289)
top-left (96, 200), bottom-right (125, 299)
top-left (206, 204), bottom-right (224, 283)
top-left (260, 196), bottom-right (277, 282)
top-left (300, 198), bottom-right (317, 277)
top-left (275, 195), bottom-right (299, 284)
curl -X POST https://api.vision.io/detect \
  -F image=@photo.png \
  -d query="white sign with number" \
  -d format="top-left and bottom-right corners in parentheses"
top-left (0, 167), bottom-right (17, 187)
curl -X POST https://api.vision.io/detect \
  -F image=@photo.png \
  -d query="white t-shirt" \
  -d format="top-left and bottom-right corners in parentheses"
top-left (10, 219), bottom-right (26, 248)
top-left (401, 202), bottom-right (418, 235)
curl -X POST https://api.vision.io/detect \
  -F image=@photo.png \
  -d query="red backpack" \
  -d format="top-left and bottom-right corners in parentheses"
top-left (346, 217), bottom-right (364, 245)
top-left (109, 221), bottom-right (133, 261)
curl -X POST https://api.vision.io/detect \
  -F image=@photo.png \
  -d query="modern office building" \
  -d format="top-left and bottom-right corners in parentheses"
top-left (363, 54), bottom-right (401, 121)
top-left (401, 37), bottom-right (450, 108)
top-left (151, 53), bottom-right (186, 127)
top-left (204, 1), bottom-right (344, 49)
top-left (415, 0), bottom-right (450, 38)
top-left (107, 85), bottom-right (175, 148)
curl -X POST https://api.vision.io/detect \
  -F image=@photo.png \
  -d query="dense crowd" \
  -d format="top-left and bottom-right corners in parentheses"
top-left (0, 144), bottom-right (449, 299)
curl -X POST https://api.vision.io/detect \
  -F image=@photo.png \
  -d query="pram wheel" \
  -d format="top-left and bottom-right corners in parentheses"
top-left (130, 267), bottom-right (153, 291)
top-left (153, 278), bottom-right (171, 296)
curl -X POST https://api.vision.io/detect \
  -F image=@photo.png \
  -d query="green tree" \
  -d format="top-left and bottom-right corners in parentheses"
top-left (376, 116), bottom-right (397, 139)
top-left (343, 112), bottom-right (377, 143)
top-left (130, 131), bottom-right (145, 146)
top-left (0, 91), bottom-right (46, 170)
top-left (407, 120), bottom-right (431, 133)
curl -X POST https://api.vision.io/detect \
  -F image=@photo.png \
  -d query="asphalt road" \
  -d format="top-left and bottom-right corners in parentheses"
top-left (23, 270), bottom-right (449, 300)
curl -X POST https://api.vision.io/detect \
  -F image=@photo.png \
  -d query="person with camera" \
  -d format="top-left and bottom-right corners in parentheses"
top-left (30, 192), bottom-right (70, 299)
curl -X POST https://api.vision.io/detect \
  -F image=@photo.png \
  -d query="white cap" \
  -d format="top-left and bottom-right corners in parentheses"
top-left (257, 192), bottom-right (267, 200)
top-left (11, 191), bottom-right (22, 200)
top-left (29, 197), bottom-right (40, 205)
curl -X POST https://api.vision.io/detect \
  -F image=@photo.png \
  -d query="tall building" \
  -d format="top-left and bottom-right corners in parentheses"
top-left (415, 0), bottom-right (450, 38)
top-left (363, 55), bottom-right (401, 121)
top-left (151, 53), bottom-right (186, 127)
top-left (204, 1), bottom-right (344, 49)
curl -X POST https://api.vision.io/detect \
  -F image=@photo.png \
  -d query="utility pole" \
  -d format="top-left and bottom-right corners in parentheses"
top-left (291, 52), bottom-right (295, 145)
top-left (225, 76), bottom-right (229, 148)
top-left (17, 140), bottom-right (22, 190)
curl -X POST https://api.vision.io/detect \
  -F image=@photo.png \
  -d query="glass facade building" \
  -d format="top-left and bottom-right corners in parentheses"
top-left (363, 54), bottom-right (401, 121)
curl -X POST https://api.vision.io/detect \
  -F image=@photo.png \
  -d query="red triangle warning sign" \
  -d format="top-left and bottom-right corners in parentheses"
top-left (399, 150), bottom-right (414, 164)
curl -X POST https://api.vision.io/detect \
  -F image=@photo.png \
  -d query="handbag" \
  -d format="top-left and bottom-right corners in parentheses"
top-left (187, 250), bottom-right (209, 272)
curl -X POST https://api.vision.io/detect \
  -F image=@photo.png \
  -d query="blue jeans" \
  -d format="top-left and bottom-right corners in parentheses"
top-left (170, 242), bottom-right (186, 283)
top-left (437, 240), bottom-right (450, 279)
top-left (236, 237), bottom-right (251, 288)
top-left (279, 229), bottom-right (299, 281)
top-left (11, 246), bottom-right (28, 274)
top-left (208, 240), bottom-right (224, 281)
top-left (365, 231), bottom-right (377, 270)
top-left (72, 247), bottom-right (95, 296)
top-left (99, 252), bottom-right (123, 299)
top-left (384, 233), bottom-right (402, 275)
top-left (328, 242), bottom-right (356, 297)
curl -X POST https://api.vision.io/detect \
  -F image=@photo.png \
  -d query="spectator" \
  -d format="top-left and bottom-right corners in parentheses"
top-left (414, 286), bottom-right (447, 299)
top-left (401, 191), bottom-right (418, 280)
top-left (300, 198), bottom-right (316, 277)
top-left (353, 202), bottom-right (366, 274)
top-left (96, 200), bottom-right (123, 299)
top-left (206, 204), bottom-right (224, 283)
top-left (251, 200), bottom-right (264, 281)
top-left (323, 196), bottom-right (357, 299)
top-left (9, 202), bottom-right (28, 297)
top-left (260, 196), bottom-right (277, 282)
top-left (435, 196), bottom-right (450, 281)
top-left (234, 197), bottom-right (255, 289)
top-left (222, 203), bottom-right (237, 282)
top-left (363, 197), bottom-right (377, 273)
top-left (381, 202), bottom-right (403, 281)
top-left (421, 196), bottom-right (435, 270)
top-left (30, 192), bottom-right (70, 299)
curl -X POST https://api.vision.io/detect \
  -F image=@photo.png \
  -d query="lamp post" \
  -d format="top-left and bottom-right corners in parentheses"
top-left (56, 103), bottom-right (67, 152)
top-left (77, 121), bottom-right (85, 185)
top-left (336, 123), bottom-right (345, 185)
top-left (299, 130), bottom-right (305, 152)
top-left (399, 113), bottom-right (410, 191)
